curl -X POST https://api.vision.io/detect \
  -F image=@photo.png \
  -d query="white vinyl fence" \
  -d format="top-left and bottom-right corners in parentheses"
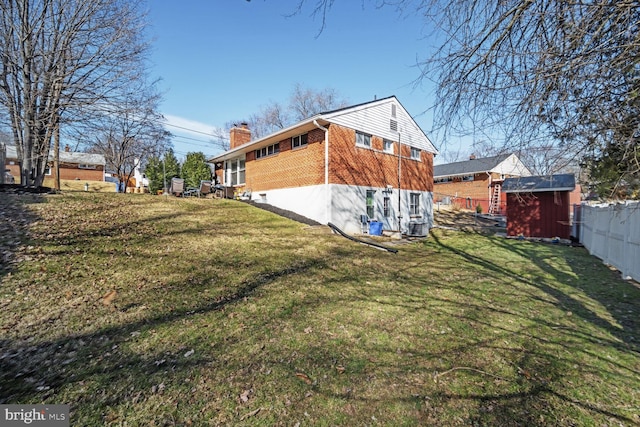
top-left (580, 201), bottom-right (640, 282)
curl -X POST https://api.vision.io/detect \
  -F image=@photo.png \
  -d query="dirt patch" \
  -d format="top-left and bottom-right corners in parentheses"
top-left (433, 207), bottom-right (506, 234)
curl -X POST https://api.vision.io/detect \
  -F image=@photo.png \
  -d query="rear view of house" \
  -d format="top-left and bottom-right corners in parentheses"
top-left (433, 154), bottom-right (531, 214)
top-left (209, 96), bottom-right (438, 235)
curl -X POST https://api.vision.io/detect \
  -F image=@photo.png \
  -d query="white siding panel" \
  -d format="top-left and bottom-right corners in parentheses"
top-left (492, 154), bottom-right (532, 176)
top-left (255, 185), bottom-right (328, 225)
top-left (330, 184), bottom-right (434, 235)
top-left (325, 97), bottom-right (437, 154)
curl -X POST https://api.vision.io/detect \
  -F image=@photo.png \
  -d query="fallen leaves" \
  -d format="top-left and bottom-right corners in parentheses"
top-left (101, 290), bottom-right (117, 305)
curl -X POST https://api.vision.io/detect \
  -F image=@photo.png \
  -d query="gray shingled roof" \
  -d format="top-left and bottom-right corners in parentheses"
top-left (433, 154), bottom-right (510, 177)
top-left (502, 174), bottom-right (575, 193)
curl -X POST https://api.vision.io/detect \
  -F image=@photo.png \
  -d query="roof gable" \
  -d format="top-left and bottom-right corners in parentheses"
top-left (433, 154), bottom-right (510, 177)
top-left (433, 153), bottom-right (531, 178)
top-left (323, 96), bottom-right (437, 154)
top-left (209, 96), bottom-right (438, 162)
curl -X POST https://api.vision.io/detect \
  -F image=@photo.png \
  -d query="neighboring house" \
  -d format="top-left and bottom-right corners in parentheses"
top-left (433, 153), bottom-right (531, 214)
top-left (502, 174), bottom-right (577, 239)
top-left (208, 96), bottom-right (438, 235)
top-left (5, 144), bottom-right (106, 183)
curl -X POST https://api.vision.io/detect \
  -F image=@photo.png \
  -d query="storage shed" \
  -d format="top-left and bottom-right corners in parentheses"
top-left (502, 174), bottom-right (576, 239)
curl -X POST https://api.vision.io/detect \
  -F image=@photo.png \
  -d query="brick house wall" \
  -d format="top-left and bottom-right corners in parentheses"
top-left (243, 124), bottom-right (433, 194)
top-left (434, 173), bottom-right (506, 213)
top-left (328, 125), bottom-right (433, 191)
top-left (246, 127), bottom-right (325, 191)
top-left (53, 163), bottom-right (104, 181)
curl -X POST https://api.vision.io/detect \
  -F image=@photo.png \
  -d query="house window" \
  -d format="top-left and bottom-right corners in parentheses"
top-left (391, 103), bottom-right (397, 118)
top-left (434, 177), bottom-right (451, 183)
top-left (383, 196), bottom-right (391, 217)
top-left (227, 158), bottom-right (245, 186)
top-left (356, 131), bottom-right (371, 148)
top-left (78, 164), bottom-right (97, 169)
top-left (255, 143), bottom-right (280, 159)
top-left (45, 165), bottom-right (52, 176)
top-left (410, 147), bottom-right (421, 160)
top-left (409, 193), bottom-right (421, 216)
top-left (383, 139), bottom-right (394, 153)
top-left (292, 133), bottom-right (308, 148)
top-left (462, 175), bottom-right (474, 181)
top-left (366, 190), bottom-right (375, 218)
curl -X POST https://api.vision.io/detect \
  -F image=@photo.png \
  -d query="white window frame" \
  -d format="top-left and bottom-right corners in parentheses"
top-left (366, 190), bottom-right (375, 219)
top-left (78, 164), bottom-right (97, 169)
top-left (383, 139), bottom-right (394, 154)
top-left (383, 196), bottom-right (391, 217)
top-left (356, 131), bottom-right (371, 148)
top-left (410, 147), bottom-right (421, 160)
top-left (292, 133), bottom-right (308, 149)
top-left (409, 193), bottom-right (421, 216)
top-left (256, 143), bottom-right (280, 159)
top-left (226, 157), bottom-right (245, 186)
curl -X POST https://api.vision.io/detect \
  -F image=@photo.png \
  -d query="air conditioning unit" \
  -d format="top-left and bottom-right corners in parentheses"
top-left (407, 221), bottom-right (427, 237)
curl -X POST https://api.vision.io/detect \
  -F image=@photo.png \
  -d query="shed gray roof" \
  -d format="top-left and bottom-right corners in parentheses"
top-left (502, 174), bottom-right (575, 193)
top-left (433, 154), bottom-right (510, 177)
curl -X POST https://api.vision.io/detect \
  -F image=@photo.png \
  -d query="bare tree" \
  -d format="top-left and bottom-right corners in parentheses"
top-left (86, 78), bottom-right (171, 191)
top-left (227, 83), bottom-right (349, 139)
top-left (0, 0), bottom-right (151, 187)
top-left (296, 1), bottom-right (639, 196)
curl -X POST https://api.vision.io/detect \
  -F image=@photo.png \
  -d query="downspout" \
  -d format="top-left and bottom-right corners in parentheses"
top-left (486, 171), bottom-right (492, 211)
top-left (313, 119), bottom-right (330, 224)
top-left (397, 132), bottom-right (402, 233)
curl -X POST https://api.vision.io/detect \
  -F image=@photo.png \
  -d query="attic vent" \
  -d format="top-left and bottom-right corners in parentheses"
top-left (391, 104), bottom-right (397, 118)
top-left (390, 119), bottom-right (398, 131)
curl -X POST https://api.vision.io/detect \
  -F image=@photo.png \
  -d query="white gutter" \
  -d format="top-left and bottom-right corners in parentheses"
top-left (313, 119), bottom-right (330, 224)
top-left (208, 115), bottom-right (323, 163)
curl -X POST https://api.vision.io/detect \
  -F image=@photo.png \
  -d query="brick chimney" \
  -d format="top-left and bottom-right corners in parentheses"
top-left (469, 153), bottom-right (476, 160)
top-left (229, 123), bottom-right (251, 149)
top-left (64, 145), bottom-right (71, 152)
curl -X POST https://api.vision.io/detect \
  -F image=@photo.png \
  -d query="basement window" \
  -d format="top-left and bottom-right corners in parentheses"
top-left (410, 193), bottom-right (421, 216)
top-left (366, 190), bottom-right (375, 218)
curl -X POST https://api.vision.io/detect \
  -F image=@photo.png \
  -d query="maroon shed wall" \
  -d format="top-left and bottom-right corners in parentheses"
top-left (506, 191), bottom-right (571, 239)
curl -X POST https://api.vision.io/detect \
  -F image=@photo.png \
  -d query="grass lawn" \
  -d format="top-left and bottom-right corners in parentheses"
top-left (1, 192), bottom-right (639, 426)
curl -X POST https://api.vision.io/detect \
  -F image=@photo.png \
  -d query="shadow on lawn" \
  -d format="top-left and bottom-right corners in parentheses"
top-left (430, 232), bottom-right (640, 353)
top-left (0, 257), bottom-right (322, 411)
top-left (426, 231), bottom-right (639, 425)
top-left (0, 192), bottom-right (44, 276)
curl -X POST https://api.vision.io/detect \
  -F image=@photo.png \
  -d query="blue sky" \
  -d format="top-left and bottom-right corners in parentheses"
top-left (148, 1), bottom-right (462, 160)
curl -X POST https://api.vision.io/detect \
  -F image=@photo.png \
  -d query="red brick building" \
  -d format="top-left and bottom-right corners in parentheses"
top-left (433, 154), bottom-right (531, 214)
top-left (4, 144), bottom-right (105, 184)
top-left (209, 96), bottom-right (438, 235)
